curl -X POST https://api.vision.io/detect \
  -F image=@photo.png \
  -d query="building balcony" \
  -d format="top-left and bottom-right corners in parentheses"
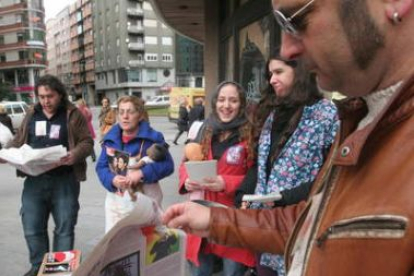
top-left (127, 8), bottom-right (144, 17)
top-left (0, 22), bottom-right (25, 33)
top-left (0, 59), bottom-right (46, 68)
top-left (72, 76), bottom-right (81, 85)
top-left (72, 64), bottom-right (80, 74)
top-left (71, 40), bottom-right (79, 50)
top-left (129, 60), bottom-right (144, 67)
top-left (0, 41), bottom-right (26, 50)
top-left (127, 25), bottom-right (144, 34)
top-left (85, 62), bottom-right (94, 71)
top-left (83, 20), bottom-right (92, 31)
top-left (84, 49), bottom-right (94, 58)
top-left (83, 5), bottom-right (92, 17)
top-left (128, 42), bottom-right (144, 51)
top-left (0, 2), bottom-right (28, 13)
top-left (86, 72), bottom-right (95, 82)
top-left (84, 34), bottom-right (93, 44)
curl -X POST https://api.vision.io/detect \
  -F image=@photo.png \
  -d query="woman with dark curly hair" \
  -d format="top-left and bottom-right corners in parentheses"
top-left (235, 51), bottom-right (339, 276)
top-left (178, 81), bottom-right (255, 276)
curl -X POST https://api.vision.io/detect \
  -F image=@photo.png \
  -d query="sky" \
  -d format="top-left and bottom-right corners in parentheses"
top-left (44, 0), bottom-right (75, 21)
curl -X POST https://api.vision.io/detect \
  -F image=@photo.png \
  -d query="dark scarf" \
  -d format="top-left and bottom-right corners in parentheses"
top-left (205, 114), bottom-right (247, 136)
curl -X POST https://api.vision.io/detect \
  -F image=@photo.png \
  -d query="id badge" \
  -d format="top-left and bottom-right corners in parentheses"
top-left (35, 121), bottom-right (47, 136)
top-left (49, 125), bottom-right (61, 139)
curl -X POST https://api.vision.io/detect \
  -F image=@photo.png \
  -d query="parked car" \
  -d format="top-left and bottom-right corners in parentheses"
top-left (145, 95), bottom-right (170, 108)
top-left (0, 101), bottom-right (29, 130)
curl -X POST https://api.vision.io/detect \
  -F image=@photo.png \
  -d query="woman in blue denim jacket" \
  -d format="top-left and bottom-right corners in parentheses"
top-left (96, 96), bottom-right (174, 232)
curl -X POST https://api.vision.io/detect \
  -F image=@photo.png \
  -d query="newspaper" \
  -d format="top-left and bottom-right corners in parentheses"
top-left (0, 144), bottom-right (67, 176)
top-left (73, 193), bottom-right (186, 276)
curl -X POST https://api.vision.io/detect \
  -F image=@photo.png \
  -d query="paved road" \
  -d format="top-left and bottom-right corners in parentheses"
top-left (0, 111), bottom-right (190, 276)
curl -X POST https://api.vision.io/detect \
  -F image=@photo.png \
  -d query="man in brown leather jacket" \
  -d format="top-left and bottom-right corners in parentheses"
top-left (163, 0), bottom-right (414, 275)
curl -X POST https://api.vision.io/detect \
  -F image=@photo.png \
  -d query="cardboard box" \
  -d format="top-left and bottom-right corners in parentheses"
top-left (37, 250), bottom-right (81, 276)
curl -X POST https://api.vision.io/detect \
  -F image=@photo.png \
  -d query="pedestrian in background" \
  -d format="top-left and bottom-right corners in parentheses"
top-left (3, 74), bottom-right (93, 276)
top-left (77, 98), bottom-right (97, 162)
top-left (188, 97), bottom-right (205, 128)
top-left (173, 97), bottom-right (189, 145)
top-left (98, 97), bottom-right (116, 138)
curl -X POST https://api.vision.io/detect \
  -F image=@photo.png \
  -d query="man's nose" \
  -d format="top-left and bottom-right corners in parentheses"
top-left (280, 32), bottom-right (305, 60)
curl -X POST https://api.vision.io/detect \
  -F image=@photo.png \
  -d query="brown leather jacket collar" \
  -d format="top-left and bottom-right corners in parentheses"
top-left (333, 74), bottom-right (414, 166)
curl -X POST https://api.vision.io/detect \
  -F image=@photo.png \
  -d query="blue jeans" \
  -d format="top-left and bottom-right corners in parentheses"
top-left (21, 173), bottom-right (80, 268)
top-left (189, 253), bottom-right (247, 276)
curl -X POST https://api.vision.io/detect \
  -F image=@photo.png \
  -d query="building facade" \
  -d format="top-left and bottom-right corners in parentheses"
top-left (0, 0), bottom-right (47, 102)
top-left (45, 7), bottom-right (72, 95)
top-left (150, 0), bottom-right (279, 112)
top-left (69, 0), bottom-right (95, 104)
top-left (93, 0), bottom-right (176, 103)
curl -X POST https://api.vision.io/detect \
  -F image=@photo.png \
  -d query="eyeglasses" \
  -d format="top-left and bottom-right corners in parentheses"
top-left (273, 0), bottom-right (315, 36)
top-left (118, 109), bottom-right (138, 116)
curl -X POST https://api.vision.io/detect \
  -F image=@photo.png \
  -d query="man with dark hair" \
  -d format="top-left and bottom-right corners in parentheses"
top-left (188, 97), bottom-right (205, 128)
top-left (163, 0), bottom-right (414, 275)
top-left (6, 74), bottom-right (94, 276)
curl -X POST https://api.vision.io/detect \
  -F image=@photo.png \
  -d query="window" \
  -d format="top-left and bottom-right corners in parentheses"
top-left (162, 54), bottom-right (173, 62)
top-left (144, 36), bottom-right (157, 45)
top-left (161, 37), bottom-right (172, 46)
top-left (127, 70), bottom-right (142, 82)
top-left (77, 25), bottom-right (83, 34)
top-left (145, 53), bottom-right (157, 61)
top-left (143, 2), bottom-right (153, 10)
top-left (0, 53), bottom-right (6, 62)
top-left (116, 38), bottom-right (120, 46)
top-left (146, 69), bottom-right (157, 82)
top-left (143, 19), bottom-right (157, 27)
top-left (0, 36), bottom-right (3, 45)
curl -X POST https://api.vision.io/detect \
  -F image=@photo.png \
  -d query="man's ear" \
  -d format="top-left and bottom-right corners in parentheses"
top-left (385, 0), bottom-right (413, 22)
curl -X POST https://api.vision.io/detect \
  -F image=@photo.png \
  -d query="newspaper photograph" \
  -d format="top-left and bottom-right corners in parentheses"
top-left (73, 193), bottom-right (186, 276)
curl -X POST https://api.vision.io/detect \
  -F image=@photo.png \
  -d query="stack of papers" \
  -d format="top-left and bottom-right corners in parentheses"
top-left (0, 144), bottom-right (67, 176)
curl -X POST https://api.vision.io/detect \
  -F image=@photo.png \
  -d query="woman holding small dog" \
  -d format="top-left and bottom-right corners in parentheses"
top-left (96, 95), bottom-right (174, 232)
top-left (179, 81), bottom-right (256, 276)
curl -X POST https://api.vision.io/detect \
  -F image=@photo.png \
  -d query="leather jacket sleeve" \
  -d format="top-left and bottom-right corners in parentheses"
top-left (209, 201), bottom-right (307, 254)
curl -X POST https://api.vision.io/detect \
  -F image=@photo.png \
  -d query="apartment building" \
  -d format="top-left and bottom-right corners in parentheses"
top-left (45, 7), bottom-right (72, 95)
top-left (93, 0), bottom-right (176, 103)
top-left (0, 0), bottom-right (46, 102)
top-left (69, 0), bottom-right (95, 104)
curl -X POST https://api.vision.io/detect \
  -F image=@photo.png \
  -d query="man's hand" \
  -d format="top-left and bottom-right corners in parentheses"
top-left (162, 202), bottom-right (210, 237)
top-left (60, 151), bottom-right (76, 166)
top-left (0, 158), bottom-right (7, 164)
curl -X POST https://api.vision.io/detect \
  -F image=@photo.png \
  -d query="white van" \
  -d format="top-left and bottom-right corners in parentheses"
top-left (0, 101), bottom-right (29, 130)
top-left (145, 95), bottom-right (170, 108)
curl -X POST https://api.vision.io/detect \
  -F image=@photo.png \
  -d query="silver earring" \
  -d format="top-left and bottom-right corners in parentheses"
top-left (392, 12), bottom-right (402, 24)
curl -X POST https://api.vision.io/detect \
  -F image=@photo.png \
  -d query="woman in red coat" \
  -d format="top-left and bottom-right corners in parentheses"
top-left (178, 81), bottom-right (255, 276)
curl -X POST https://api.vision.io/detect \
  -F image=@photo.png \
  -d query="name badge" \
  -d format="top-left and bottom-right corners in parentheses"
top-left (35, 121), bottom-right (47, 136)
top-left (226, 145), bottom-right (243, 165)
top-left (49, 125), bottom-right (61, 139)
